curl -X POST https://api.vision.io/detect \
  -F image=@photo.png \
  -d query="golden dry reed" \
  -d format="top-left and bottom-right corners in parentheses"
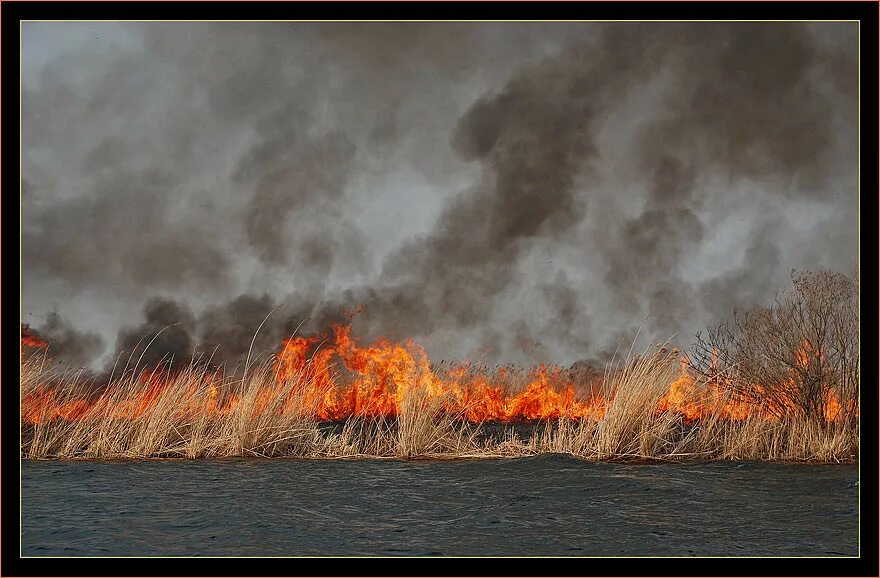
top-left (20, 345), bottom-right (857, 462)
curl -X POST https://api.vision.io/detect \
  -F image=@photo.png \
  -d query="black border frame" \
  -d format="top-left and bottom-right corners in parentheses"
top-left (3, 2), bottom-right (877, 577)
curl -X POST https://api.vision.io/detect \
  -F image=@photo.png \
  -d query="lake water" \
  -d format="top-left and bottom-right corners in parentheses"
top-left (21, 455), bottom-right (858, 556)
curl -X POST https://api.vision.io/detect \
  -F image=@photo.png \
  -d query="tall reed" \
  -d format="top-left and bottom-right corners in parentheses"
top-left (20, 346), bottom-right (857, 462)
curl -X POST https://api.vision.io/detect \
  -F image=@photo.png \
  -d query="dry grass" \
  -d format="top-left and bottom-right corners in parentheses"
top-left (712, 416), bottom-right (857, 462)
top-left (313, 392), bottom-right (481, 459)
top-left (594, 346), bottom-right (684, 459)
top-left (20, 344), bottom-right (857, 463)
top-left (22, 358), bottom-right (322, 459)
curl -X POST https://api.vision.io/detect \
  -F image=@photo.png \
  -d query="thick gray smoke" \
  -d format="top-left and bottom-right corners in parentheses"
top-left (28, 312), bottom-right (104, 367)
top-left (21, 22), bottom-right (858, 371)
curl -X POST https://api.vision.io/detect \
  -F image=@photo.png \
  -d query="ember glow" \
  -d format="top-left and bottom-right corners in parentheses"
top-left (20, 322), bottom-right (850, 426)
top-left (21, 324), bottom-right (47, 352)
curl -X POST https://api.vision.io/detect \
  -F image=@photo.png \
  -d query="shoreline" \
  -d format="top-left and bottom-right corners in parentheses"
top-left (21, 455), bottom-right (858, 464)
top-left (21, 417), bottom-right (858, 464)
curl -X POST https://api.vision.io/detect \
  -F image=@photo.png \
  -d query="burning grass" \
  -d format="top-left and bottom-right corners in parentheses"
top-left (21, 334), bottom-right (858, 462)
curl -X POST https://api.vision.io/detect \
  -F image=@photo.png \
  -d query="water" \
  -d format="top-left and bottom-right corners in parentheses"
top-left (21, 456), bottom-right (858, 556)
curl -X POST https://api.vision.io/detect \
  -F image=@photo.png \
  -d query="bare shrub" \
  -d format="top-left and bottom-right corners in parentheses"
top-left (692, 269), bottom-right (859, 424)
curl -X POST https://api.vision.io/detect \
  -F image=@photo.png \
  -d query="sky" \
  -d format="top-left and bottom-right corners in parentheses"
top-left (21, 22), bottom-right (859, 372)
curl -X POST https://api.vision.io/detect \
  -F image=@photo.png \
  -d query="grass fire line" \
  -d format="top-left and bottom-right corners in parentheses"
top-left (20, 323), bottom-right (858, 462)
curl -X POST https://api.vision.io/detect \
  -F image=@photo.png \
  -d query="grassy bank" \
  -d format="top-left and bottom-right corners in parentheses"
top-left (21, 345), bottom-right (857, 462)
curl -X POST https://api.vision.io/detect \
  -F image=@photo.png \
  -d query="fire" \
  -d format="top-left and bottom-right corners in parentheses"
top-left (21, 324), bottom-right (48, 352)
top-left (656, 357), bottom-right (753, 422)
top-left (20, 320), bottom-right (853, 427)
top-left (794, 339), bottom-right (826, 369)
top-left (824, 388), bottom-right (842, 422)
top-left (272, 324), bottom-right (608, 422)
top-left (21, 390), bottom-right (90, 424)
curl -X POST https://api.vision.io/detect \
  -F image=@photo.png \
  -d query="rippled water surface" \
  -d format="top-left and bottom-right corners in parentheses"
top-left (22, 456), bottom-right (858, 556)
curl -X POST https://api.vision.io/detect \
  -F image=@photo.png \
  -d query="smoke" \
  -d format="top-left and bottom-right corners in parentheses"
top-left (197, 293), bottom-right (281, 366)
top-left (113, 298), bottom-right (197, 372)
top-left (21, 22), bottom-right (858, 370)
top-left (605, 24), bottom-right (841, 340)
top-left (320, 28), bottom-right (660, 350)
top-left (22, 313), bottom-right (104, 367)
top-left (235, 112), bottom-right (359, 268)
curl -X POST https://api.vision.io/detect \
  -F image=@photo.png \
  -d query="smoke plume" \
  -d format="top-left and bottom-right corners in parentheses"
top-left (21, 22), bottom-right (858, 370)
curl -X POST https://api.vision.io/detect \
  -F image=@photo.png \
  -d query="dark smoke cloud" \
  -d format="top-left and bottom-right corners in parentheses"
top-left (21, 22), bottom-right (858, 370)
top-left (22, 171), bottom-right (232, 292)
top-left (598, 24), bottom-right (844, 343)
top-left (238, 126), bottom-right (357, 268)
top-left (107, 292), bottom-right (331, 374)
top-left (320, 23), bottom-right (856, 363)
top-left (113, 298), bottom-right (197, 372)
top-left (195, 293), bottom-right (336, 370)
top-left (29, 312), bottom-right (105, 368)
top-left (698, 220), bottom-right (784, 319)
top-left (339, 30), bottom-right (660, 344)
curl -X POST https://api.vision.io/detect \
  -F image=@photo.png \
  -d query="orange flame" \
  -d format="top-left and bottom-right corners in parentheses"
top-left (21, 324), bottom-right (48, 352)
top-left (20, 321), bottom-right (853, 426)
top-left (271, 324), bottom-right (609, 422)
